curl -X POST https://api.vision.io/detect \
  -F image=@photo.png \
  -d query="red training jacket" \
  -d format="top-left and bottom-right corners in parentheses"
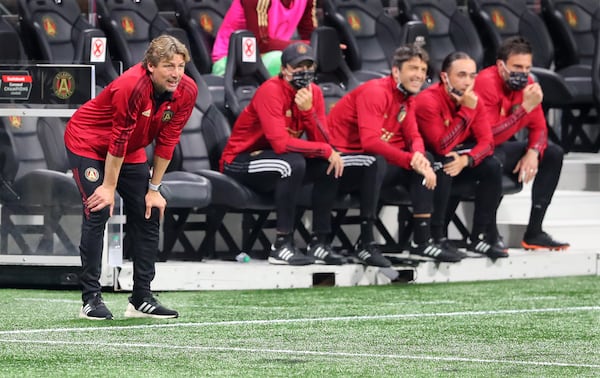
top-left (64, 63), bottom-right (198, 163)
top-left (327, 76), bottom-right (425, 170)
top-left (474, 65), bottom-right (547, 155)
top-left (414, 82), bottom-right (494, 166)
top-left (219, 76), bottom-right (332, 171)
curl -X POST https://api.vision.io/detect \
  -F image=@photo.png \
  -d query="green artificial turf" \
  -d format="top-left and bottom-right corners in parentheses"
top-left (0, 276), bottom-right (598, 377)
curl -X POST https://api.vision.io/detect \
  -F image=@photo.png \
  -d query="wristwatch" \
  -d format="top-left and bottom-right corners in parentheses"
top-left (148, 180), bottom-right (162, 192)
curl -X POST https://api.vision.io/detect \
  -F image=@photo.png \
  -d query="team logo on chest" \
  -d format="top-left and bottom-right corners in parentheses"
top-left (84, 167), bottom-right (100, 182)
top-left (397, 105), bottom-right (407, 123)
top-left (162, 110), bottom-right (174, 122)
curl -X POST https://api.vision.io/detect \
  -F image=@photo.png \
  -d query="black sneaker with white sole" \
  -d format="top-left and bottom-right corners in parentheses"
top-left (268, 242), bottom-right (315, 265)
top-left (124, 296), bottom-right (179, 319)
top-left (354, 243), bottom-right (392, 267)
top-left (79, 294), bottom-right (113, 320)
top-left (434, 237), bottom-right (468, 259)
top-left (307, 242), bottom-right (346, 265)
top-left (410, 239), bottom-right (463, 263)
top-left (467, 233), bottom-right (509, 258)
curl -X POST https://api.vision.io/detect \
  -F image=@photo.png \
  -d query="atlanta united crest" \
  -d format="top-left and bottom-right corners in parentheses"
top-left (397, 105), bottom-right (407, 123)
top-left (84, 167), bottom-right (100, 182)
top-left (53, 71), bottom-right (75, 100)
top-left (162, 110), bottom-right (174, 122)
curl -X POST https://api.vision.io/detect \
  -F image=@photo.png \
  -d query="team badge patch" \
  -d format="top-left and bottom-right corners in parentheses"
top-left (421, 11), bottom-right (435, 31)
top-left (162, 110), bottom-right (174, 122)
top-left (8, 116), bottom-right (21, 129)
top-left (84, 167), bottom-right (100, 182)
top-left (491, 10), bottom-right (505, 29)
top-left (397, 105), bottom-right (407, 123)
top-left (121, 16), bottom-right (135, 35)
top-left (199, 13), bottom-right (213, 33)
top-left (346, 11), bottom-right (361, 31)
top-left (53, 71), bottom-right (75, 100)
top-left (42, 16), bottom-right (57, 37)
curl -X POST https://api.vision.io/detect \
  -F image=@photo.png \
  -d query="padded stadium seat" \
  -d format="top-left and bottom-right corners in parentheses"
top-left (310, 26), bottom-right (360, 113)
top-left (0, 16), bottom-right (27, 63)
top-left (173, 0), bottom-right (230, 111)
top-left (0, 114), bottom-right (81, 255)
top-left (223, 29), bottom-right (271, 123)
top-left (397, 0), bottom-right (484, 75)
top-left (17, 0), bottom-right (118, 89)
top-left (541, 0), bottom-right (600, 151)
top-left (95, 0), bottom-right (204, 85)
top-left (322, 0), bottom-right (428, 80)
top-left (173, 0), bottom-right (231, 75)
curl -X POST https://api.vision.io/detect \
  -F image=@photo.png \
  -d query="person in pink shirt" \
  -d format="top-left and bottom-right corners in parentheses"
top-left (211, 0), bottom-right (317, 76)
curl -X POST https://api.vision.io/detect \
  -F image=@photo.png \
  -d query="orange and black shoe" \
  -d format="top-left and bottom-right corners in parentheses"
top-left (521, 231), bottom-right (570, 251)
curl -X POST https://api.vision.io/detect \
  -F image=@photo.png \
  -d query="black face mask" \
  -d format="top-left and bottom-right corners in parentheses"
top-left (502, 62), bottom-right (529, 91)
top-left (290, 70), bottom-right (315, 89)
top-left (396, 82), bottom-right (411, 96)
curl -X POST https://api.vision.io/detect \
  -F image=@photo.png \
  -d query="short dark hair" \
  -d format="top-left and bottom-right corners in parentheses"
top-left (392, 44), bottom-right (429, 69)
top-left (440, 51), bottom-right (472, 73)
top-left (496, 36), bottom-right (532, 62)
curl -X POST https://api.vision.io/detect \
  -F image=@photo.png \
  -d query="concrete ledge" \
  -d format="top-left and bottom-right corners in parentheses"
top-left (114, 249), bottom-right (599, 291)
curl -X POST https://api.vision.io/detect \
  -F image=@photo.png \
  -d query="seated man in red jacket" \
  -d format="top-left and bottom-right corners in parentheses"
top-left (474, 36), bottom-right (569, 251)
top-left (328, 44), bottom-right (462, 264)
top-left (220, 42), bottom-right (345, 265)
top-left (415, 52), bottom-right (507, 259)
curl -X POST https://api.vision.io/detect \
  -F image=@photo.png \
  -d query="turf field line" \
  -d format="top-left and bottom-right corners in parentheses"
top-left (0, 305), bottom-right (598, 335)
top-left (14, 298), bottom-right (82, 303)
top-left (0, 338), bottom-right (598, 369)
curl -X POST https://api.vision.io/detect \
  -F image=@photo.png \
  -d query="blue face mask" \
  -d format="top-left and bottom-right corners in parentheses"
top-left (290, 70), bottom-right (315, 89)
top-left (502, 62), bottom-right (529, 91)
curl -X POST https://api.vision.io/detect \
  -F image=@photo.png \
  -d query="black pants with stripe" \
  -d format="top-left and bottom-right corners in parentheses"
top-left (338, 154), bottom-right (386, 220)
top-left (223, 151), bottom-right (338, 235)
top-left (432, 154), bottom-right (503, 239)
top-left (67, 149), bottom-right (158, 303)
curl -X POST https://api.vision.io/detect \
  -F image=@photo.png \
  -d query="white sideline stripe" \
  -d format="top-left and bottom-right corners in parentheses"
top-left (0, 306), bottom-right (598, 336)
top-left (0, 339), bottom-right (598, 369)
top-left (15, 298), bottom-right (82, 303)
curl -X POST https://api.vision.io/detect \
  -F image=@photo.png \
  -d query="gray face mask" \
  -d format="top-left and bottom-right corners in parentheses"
top-left (502, 61), bottom-right (529, 91)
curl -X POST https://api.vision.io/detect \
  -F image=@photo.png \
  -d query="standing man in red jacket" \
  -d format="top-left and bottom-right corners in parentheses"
top-left (474, 36), bottom-right (569, 250)
top-left (220, 42), bottom-right (345, 265)
top-left (65, 36), bottom-right (198, 320)
top-left (415, 52), bottom-right (507, 259)
top-left (328, 44), bottom-right (462, 264)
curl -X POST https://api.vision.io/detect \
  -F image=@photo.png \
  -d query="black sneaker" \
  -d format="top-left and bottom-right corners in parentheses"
top-left (79, 294), bottom-right (113, 320)
top-left (354, 243), bottom-right (392, 267)
top-left (410, 239), bottom-right (463, 263)
top-left (268, 242), bottom-right (315, 265)
top-left (434, 237), bottom-right (468, 259)
top-left (307, 242), bottom-right (346, 265)
top-left (124, 296), bottom-right (179, 319)
top-left (467, 233), bottom-right (509, 258)
top-left (522, 231), bottom-right (570, 251)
